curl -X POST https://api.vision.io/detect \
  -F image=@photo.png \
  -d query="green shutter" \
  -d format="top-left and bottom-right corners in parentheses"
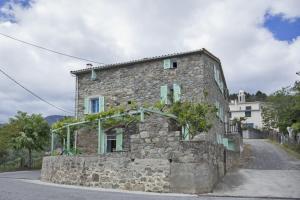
top-left (84, 97), bottom-right (89, 114)
top-left (223, 138), bottom-right (229, 148)
top-left (100, 129), bottom-right (105, 154)
top-left (160, 85), bottom-right (168, 104)
top-left (217, 134), bottom-right (222, 144)
top-left (182, 124), bottom-right (190, 140)
top-left (214, 64), bottom-right (217, 81)
top-left (173, 83), bottom-right (181, 102)
top-left (163, 59), bottom-right (171, 69)
top-left (91, 69), bottom-right (97, 80)
top-left (228, 140), bottom-right (235, 151)
top-left (116, 128), bottom-right (123, 151)
top-left (99, 96), bottom-right (105, 112)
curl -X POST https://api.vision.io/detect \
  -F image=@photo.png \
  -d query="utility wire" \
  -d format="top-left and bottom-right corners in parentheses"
top-left (0, 32), bottom-right (105, 65)
top-left (0, 67), bottom-right (74, 115)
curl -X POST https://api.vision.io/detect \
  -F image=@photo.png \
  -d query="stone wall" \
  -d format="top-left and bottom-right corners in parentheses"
top-left (225, 150), bottom-right (240, 171)
top-left (41, 140), bottom-right (226, 194)
top-left (42, 113), bottom-right (239, 194)
top-left (41, 155), bottom-right (170, 192)
top-left (76, 52), bottom-right (228, 143)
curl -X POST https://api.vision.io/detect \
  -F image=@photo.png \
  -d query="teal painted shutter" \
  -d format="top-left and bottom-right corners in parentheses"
top-left (182, 124), bottom-right (190, 140)
top-left (116, 128), bottom-right (123, 151)
top-left (228, 140), bottom-right (235, 151)
top-left (214, 64), bottom-right (217, 81)
top-left (160, 85), bottom-right (168, 104)
top-left (100, 129), bottom-right (105, 154)
top-left (163, 59), bottom-right (171, 69)
top-left (84, 97), bottom-right (89, 114)
top-left (99, 96), bottom-right (105, 112)
top-left (173, 84), bottom-right (181, 102)
top-left (91, 69), bottom-right (97, 80)
top-left (223, 138), bottom-right (229, 148)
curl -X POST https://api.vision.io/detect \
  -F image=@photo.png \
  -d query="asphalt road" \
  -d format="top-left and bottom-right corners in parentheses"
top-left (213, 139), bottom-right (300, 199)
top-left (0, 171), bottom-right (273, 200)
top-left (0, 139), bottom-right (299, 200)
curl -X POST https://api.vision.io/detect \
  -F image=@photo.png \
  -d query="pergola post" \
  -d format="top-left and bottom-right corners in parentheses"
top-left (98, 119), bottom-right (104, 154)
top-left (74, 131), bottom-right (77, 154)
top-left (51, 131), bottom-right (54, 154)
top-left (67, 126), bottom-right (70, 153)
top-left (140, 107), bottom-right (144, 122)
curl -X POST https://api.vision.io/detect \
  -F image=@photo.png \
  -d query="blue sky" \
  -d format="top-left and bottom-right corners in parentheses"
top-left (264, 13), bottom-right (300, 42)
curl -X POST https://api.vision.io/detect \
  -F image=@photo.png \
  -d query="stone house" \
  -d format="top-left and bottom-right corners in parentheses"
top-left (71, 48), bottom-right (229, 152)
top-left (41, 49), bottom-right (238, 194)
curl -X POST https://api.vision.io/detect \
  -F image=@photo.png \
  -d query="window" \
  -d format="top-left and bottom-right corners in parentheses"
top-left (163, 59), bottom-right (177, 69)
top-left (246, 106), bottom-right (251, 110)
top-left (245, 111), bottom-right (251, 117)
top-left (84, 96), bottom-right (105, 114)
top-left (106, 134), bottom-right (116, 153)
top-left (215, 101), bottom-right (220, 117)
top-left (172, 62), bottom-right (177, 68)
top-left (160, 84), bottom-right (181, 104)
top-left (229, 111), bottom-right (232, 118)
top-left (244, 123), bottom-right (254, 128)
top-left (91, 98), bottom-right (99, 113)
top-left (213, 64), bottom-right (225, 94)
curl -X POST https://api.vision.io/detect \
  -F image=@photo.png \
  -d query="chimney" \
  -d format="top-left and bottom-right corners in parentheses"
top-left (86, 63), bottom-right (93, 68)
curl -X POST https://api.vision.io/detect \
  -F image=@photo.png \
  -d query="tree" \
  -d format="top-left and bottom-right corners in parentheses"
top-left (229, 90), bottom-right (267, 102)
top-left (169, 101), bottom-right (216, 138)
top-left (9, 111), bottom-right (50, 168)
top-left (262, 82), bottom-right (300, 135)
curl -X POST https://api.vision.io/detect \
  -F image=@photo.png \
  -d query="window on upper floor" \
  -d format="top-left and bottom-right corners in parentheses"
top-left (160, 84), bottom-right (181, 104)
top-left (84, 96), bottom-right (105, 114)
top-left (163, 58), bottom-right (177, 69)
top-left (245, 111), bottom-right (251, 117)
top-left (246, 106), bottom-right (252, 110)
top-left (213, 64), bottom-right (224, 94)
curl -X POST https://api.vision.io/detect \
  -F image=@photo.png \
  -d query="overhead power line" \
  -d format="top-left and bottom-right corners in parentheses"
top-left (0, 67), bottom-right (74, 115)
top-left (0, 32), bottom-right (105, 65)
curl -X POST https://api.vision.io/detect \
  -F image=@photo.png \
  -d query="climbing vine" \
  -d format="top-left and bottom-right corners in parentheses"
top-left (84, 105), bottom-right (138, 130)
top-left (169, 101), bottom-right (217, 138)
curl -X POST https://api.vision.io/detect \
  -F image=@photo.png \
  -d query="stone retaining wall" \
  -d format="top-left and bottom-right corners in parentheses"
top-left (41, 140), bottom-right (227, 193)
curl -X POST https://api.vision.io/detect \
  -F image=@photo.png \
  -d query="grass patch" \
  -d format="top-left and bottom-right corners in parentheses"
top-left (268, 139), bottom-right (300, 160)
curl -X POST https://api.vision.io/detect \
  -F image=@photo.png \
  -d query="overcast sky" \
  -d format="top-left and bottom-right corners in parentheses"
top-left (0, 0), bottom-right (299, 122)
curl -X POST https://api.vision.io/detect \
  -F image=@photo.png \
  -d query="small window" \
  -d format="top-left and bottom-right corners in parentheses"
top-left (172, 61), bottom-right (177, 68)
top-left (245, 111), bottom-right (251, 117)
top-left (246, 106), bottom-right (251, 110)
top-left (229, 112), bottom-right (232, 118)
top-left (127, 101), bottom-right (132, 105)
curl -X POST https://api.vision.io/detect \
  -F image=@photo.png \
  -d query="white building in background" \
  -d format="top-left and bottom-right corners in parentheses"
top-left (229, 90), bottom-right (263, 129)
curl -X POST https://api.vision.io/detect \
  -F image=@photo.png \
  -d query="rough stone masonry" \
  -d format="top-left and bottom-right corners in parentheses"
top-left (41, 49), bottom-right (240, 193)
top-left (42, 113), bottom-right (240, 193)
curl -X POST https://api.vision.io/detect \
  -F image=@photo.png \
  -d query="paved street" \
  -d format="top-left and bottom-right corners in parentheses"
top-left (213, 139), bottom-right (300, 199)
top-left (0, 139), bottom-right (299, 200)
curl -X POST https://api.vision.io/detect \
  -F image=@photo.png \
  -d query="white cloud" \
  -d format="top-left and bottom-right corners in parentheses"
top-left (0, 0), bottom-right (299, 122)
